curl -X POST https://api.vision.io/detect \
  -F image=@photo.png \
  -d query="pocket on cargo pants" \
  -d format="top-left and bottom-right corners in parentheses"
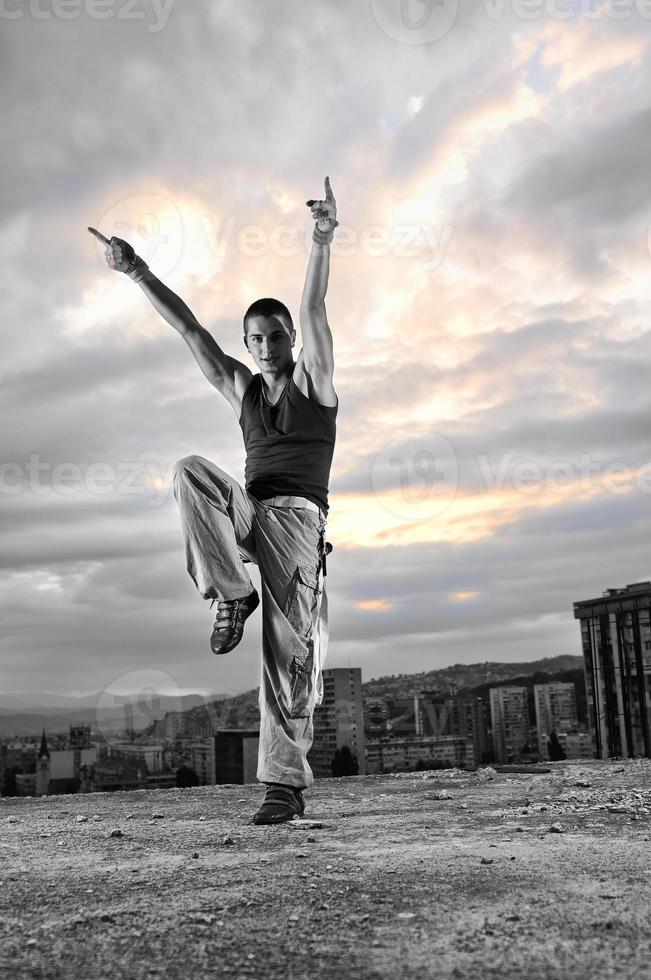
top-left (283, 561), bottom-right (322, 718)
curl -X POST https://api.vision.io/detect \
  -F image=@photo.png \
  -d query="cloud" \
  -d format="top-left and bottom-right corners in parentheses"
top-left (1, 1), bottom-right (650, 693)
top-left (505, 105), bottom-right (651, 227)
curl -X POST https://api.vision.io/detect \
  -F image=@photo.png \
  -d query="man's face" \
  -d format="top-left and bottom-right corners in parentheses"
top-left (244, 315), bottom-right (295, 375)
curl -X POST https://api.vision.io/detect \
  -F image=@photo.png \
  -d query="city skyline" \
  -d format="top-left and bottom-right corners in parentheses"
top-left (3, 668), bottom-right (595, 798)
top-left (3, 2), bottom-right (651, 698)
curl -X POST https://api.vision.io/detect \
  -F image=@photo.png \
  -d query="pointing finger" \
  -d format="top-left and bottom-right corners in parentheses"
top-left (88, 226), bottom-right (110, 246)
top-left (324, 176), bottom-right (335, 202)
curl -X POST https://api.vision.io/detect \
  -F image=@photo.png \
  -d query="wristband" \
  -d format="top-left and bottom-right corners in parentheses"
top-left (313, 220), bottom-right (339, 247)
top-left (125, 254), bottom-right (154, 283)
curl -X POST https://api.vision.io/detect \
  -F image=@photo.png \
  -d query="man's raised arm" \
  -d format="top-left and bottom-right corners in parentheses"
top-left (87, 228), bottom-right (251, 405)
top-left (299, 177), bottom-right (338, 377)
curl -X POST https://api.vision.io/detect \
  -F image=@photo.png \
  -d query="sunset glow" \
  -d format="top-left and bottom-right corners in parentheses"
top-left (2, 2), bottom-right (649, 693)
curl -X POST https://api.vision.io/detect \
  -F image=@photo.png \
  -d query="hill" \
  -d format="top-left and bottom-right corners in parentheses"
top-left (361, 654), bottom-right (583, 698)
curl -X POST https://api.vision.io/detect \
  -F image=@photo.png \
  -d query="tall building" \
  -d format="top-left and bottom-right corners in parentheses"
top-left (309, 668), bottom-right (366, 778)
top-left (386, 696), bottom-right (420, 735)
top-left (69, 725), bottom-right (91, 749)
top-left (363, 697), bottom-right (389, 735)
top-left (190, 740), bottom-right (216, 785)
top-left (557, 731), bottom-right (595, 760)
top-left (534, 682), bottom-right (578, 759)
top-left (419, 695), bottom-right (488, 764)
top-left (574, 580), bottom-right (651, 758)
top-left (214, 730), bottom-right (259, 784)
top-left (366, 735), bottom-right (474, 774)
top-left (160, 712), bottom-right (185, 739)
top-left (489, 686), bottom-right (529, 764)
top-left (110, 743), bottom-right (164, 773)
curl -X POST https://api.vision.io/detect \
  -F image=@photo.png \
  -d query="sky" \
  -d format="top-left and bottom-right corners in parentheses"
top-left (1, 0), bottom-right (651, 702)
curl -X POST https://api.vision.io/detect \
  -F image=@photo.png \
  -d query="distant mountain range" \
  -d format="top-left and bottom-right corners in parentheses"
top-left (0, 656), bottom-right (585, 738)
top-left (0, 692), bottom-right (223, 738)
top-left (362, 655), bottom-right (584, 699)
top-left (0, 691), bottom-right (225, 712)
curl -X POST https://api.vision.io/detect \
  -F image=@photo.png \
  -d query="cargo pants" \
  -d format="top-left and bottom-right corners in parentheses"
top-left (172, 455), bottom-right (329, 789)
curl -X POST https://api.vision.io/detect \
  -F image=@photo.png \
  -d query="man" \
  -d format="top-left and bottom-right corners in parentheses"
top-left (88, 177), bottom-right (339, 824)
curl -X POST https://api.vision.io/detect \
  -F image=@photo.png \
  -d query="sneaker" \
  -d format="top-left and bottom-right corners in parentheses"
top-left (252, 783), bottom-right (306, 825)
top-left (209, 588), bottom-right (259, 655)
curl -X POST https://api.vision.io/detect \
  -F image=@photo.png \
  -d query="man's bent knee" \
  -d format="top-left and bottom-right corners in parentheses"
top-left (173, 454), bottom-right (206, 484)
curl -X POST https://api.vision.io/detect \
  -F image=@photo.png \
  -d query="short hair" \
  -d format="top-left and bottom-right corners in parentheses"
top-left (243, 297), bottom-right (294, 337)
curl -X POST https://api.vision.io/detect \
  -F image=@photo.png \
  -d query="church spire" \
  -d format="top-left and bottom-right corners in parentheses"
top-left (38, 729), bottom-right (49, 759)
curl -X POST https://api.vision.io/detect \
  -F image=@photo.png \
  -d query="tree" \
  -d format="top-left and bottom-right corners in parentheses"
top-left (331, 746), bottom-right (359, 777)
top-left (1, 767), bottom-right (19, 797)
top-left (176, 765), bottom-right (200, 787)
top-left (547, 731), bottom-right (567, 761)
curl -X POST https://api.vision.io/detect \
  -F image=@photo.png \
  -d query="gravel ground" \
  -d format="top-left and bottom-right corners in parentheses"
top-left (2, 758), bottom-right (651, 980)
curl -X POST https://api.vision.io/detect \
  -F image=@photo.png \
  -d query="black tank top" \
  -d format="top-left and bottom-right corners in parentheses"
top-left (238, 373), bottom-right (338, 514)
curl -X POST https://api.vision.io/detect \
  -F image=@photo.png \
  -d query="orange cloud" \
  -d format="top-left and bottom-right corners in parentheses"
top-left (327, 466), bottom-right (644, 550)
top-left (354, 598), bottom-right (393, 611)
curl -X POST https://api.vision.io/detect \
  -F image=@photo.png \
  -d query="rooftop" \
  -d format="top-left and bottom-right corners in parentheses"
top-left (573, 579), bottom-right (651, 615)
top-left (2, 758), bottom-right (651, 979)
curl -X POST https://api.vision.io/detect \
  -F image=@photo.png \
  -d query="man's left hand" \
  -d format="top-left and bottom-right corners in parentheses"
top-left (306, 176), bottom-right (338, 232)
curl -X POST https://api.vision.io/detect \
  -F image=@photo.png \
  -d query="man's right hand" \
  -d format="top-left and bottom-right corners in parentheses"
top-left (87, 227), bottom-right (153, 283)
top-left (87, 227), bottom-right (251, 416)
top-left (87, 227), bottom-right (136, 273)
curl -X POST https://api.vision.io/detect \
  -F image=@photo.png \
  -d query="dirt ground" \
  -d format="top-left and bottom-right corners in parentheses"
top-left (2, 758), bottom-right (651, 980)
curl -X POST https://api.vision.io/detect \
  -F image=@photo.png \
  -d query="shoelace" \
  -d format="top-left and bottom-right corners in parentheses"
top-left (210, 597), bottom-right (241, 629)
